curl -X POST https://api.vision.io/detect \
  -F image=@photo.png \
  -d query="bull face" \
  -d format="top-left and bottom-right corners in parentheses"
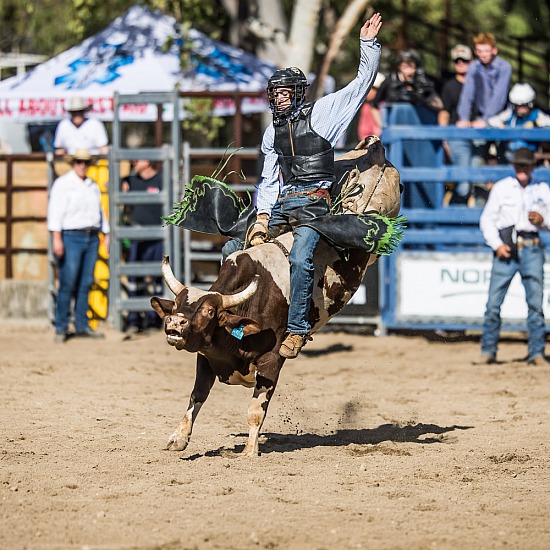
top-left (151, 256), bottom-right (261, 353)
top-left (153, 294), bottom-right (223, 352)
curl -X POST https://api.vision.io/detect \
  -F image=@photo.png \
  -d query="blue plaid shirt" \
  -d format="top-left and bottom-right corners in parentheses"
top-left (457, 56), bottom-right (512, 123)
top-left (256, 38), bottom-right (381, 215)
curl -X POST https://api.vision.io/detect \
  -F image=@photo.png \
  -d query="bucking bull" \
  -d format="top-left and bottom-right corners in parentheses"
top-left (151, 136), bottom-right (403, 456)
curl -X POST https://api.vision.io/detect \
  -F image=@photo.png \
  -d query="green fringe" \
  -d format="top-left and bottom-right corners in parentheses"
top-left (365, 214), bottom-right (407, 255)
top-left (162, 175), bottom-right (251, 226)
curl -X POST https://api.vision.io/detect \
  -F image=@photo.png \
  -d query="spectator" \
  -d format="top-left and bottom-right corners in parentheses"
top-left (439, 44), bottom-right (474, 205)
top-left (54, 97), bottom-right (109, 156)
top-left (457, 33), bottom-right (512, 129)
top-left (476, 148), bottom-right (550, 366)
top-left (373, 50), bottom-right (443, 115)
top-left (374, 49), bottom-right (443, 207)
top-left (357, 72), bottom-right (386, 140)
top-left (47, 148), bottom-right (110, 343)
top-left (456, 32), bottom-right (512, 181)
top-left (488, 82), bottom-right (550, 162)
top-left (122, 160), bottom-right (164, 334)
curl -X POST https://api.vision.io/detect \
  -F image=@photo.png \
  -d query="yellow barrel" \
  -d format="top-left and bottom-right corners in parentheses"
top-left (86, 160), bottom-right (110, 329)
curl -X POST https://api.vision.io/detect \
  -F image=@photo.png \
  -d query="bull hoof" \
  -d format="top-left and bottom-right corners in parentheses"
top-left (165, 433), bottom-right (188, 451)
top-left (240, 445), bottom-right (259, 457)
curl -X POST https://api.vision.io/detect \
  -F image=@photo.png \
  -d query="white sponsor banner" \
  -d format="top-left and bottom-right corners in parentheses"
top-left (0, 96), bottom-right (269, 122)
top-left (395, 251), bottom-right (550, 323)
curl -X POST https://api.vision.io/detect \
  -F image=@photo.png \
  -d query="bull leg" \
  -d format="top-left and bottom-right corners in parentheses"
top-left (166, 354), bottom-right (216, 451)
top-left (242, 374), bottom-right (279, 457)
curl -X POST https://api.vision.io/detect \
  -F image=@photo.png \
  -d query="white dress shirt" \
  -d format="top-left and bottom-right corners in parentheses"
top-left (53, 117), bottom-right (108, 154)
top-left (480, 175), bottom-right (550, 251)
top-left (47, 169), bottom-right (110, 234)
top-left (256, 37), bottom-right (381, 215)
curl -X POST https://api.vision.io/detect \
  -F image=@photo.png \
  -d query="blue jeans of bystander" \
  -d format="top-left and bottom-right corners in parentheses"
top-left (447, 139), bottom-right (472, 203)
top-left (55, 230), bottom-right (99, 335)
top-left (481, 245), bottom-right (545, 361)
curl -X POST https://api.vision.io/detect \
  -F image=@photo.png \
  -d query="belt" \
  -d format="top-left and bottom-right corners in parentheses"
top-left (517, 231), bottom-right (539, 238)
top-left (63, 227), bottom-right (99, 234)
top-left (280, 188), bottom-right (331, 201)
top-left (517, 235), bottom-right (541, 250)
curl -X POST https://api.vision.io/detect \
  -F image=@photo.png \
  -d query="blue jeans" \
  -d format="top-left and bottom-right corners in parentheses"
top-left (55, 230), bottom-right (99, 334)
top-left (481, 245), bottom-right (545, 361)
top-left (447, 139), bottom-right (472, 203)
top-left (385, 103), bottom-right (441, 208)
top-left (127, 240), bottom-right (164, 329)
top-left (221, 184), bottom-right (328, 335)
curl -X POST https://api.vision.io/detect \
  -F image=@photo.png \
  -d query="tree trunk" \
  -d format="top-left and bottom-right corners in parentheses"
top-left (283, 0), bottom-right (323, 73)
top-left (256, 0), bottom-right (288, 65)
top-left (220, 0), bottom-right (241, 46)
top-left (314, 0), bottom-right (372, 100)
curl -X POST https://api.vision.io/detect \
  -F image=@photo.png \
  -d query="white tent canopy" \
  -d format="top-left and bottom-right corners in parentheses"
top-left (0, 5), bottom-right (276, 122)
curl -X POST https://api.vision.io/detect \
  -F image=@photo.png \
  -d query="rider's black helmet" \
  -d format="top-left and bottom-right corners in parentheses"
top-left (267, 67), bottom-right (309, 125)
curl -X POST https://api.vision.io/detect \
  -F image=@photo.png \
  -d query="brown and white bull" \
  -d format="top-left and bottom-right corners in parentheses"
top-left (152, 239), bottom-right (374, 456)
top-left (151, 138), bottom-right (401, 456)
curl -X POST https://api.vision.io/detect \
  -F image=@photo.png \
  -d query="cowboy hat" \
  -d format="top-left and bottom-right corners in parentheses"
top-left (512, 147), bottom-right (537, 166)
top-left (66, 97), bottom-right (92, 112)
top-left (66, 148), bottom-right (96, 164)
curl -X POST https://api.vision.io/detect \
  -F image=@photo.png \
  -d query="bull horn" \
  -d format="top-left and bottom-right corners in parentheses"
top-left (161, 256), bottom-right (185, 295)
top-left (220, 276), bottom-right (259, 310)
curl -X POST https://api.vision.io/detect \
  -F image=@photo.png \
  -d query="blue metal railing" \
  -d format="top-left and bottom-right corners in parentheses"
top-left (378, 125), bottom-right (550, 333)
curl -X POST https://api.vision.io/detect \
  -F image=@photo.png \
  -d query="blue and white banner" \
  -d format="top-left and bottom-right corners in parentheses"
top-left (0, 5), bottom-right (276, 121)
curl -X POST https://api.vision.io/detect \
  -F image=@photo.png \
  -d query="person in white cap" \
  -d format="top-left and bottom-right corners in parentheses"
top-left (488, 82), bottom-right (550, 161)
top-left (438, 44), bottom-right (474, 205)
top-left (53, 97), bottom-right (109, 156)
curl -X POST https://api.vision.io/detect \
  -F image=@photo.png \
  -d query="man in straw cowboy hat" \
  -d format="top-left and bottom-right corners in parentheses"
top-left (54, 97), bottom-right (109, 156)
top-left (476, 148), bottom-right (550, 366)
top-left (47, 148), bottom-right (110, 342)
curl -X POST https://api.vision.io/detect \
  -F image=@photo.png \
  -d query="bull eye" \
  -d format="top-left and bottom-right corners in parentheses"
top-left (207, 308), bottom-right (214, 316)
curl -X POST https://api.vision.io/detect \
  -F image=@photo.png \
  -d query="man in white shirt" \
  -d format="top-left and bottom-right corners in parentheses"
top-left (477, 147), bottom-right (550, 366)
top-left (54, 97), bottom-right (109, 156)
top-left (47, 148), bottom-right (110, 342)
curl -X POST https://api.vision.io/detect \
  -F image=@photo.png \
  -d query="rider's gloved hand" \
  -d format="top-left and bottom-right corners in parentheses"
top-left (246, 214), bottom-right (270, 247)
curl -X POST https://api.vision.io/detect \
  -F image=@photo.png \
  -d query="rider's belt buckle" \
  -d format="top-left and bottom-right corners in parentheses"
top-left (308, 189), bottom-right (330, 201)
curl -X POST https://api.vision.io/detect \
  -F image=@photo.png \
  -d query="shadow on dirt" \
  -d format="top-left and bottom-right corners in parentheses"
top-left (180, 422), bottom-right (473, 460)
top-left (301, 343), bottom-right (354, 357)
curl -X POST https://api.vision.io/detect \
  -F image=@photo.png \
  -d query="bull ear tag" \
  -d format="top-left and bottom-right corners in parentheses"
top-left (231, 324), bottom-right (245, 340)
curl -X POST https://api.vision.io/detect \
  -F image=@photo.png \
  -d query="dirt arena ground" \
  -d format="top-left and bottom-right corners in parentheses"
top-left (1, 320), bottom-right (549, 550)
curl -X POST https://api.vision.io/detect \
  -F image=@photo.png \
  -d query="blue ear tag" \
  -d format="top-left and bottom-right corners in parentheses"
top-left (231, 324), bottom-right (245, 340)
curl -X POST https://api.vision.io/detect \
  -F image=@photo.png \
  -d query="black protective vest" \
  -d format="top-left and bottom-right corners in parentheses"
top-left (274, 104), bottom-right (335, 186)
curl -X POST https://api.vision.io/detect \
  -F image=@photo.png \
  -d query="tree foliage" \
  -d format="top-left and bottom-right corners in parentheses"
top-left (1, 0), bottom-right (548, 110)
top-left (0, 0), bottom-right (228, 56)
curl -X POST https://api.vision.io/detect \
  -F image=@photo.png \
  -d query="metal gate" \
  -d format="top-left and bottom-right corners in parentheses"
top-left (108, 90), bottom-right (182, 331)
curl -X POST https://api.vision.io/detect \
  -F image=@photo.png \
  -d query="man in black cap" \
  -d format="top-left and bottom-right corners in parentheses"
top-left (477, 147), bottom-right (550, 366)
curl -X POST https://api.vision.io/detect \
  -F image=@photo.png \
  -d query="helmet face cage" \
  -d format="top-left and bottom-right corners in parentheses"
top-left (267, 67), bottom-right (308, 120)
